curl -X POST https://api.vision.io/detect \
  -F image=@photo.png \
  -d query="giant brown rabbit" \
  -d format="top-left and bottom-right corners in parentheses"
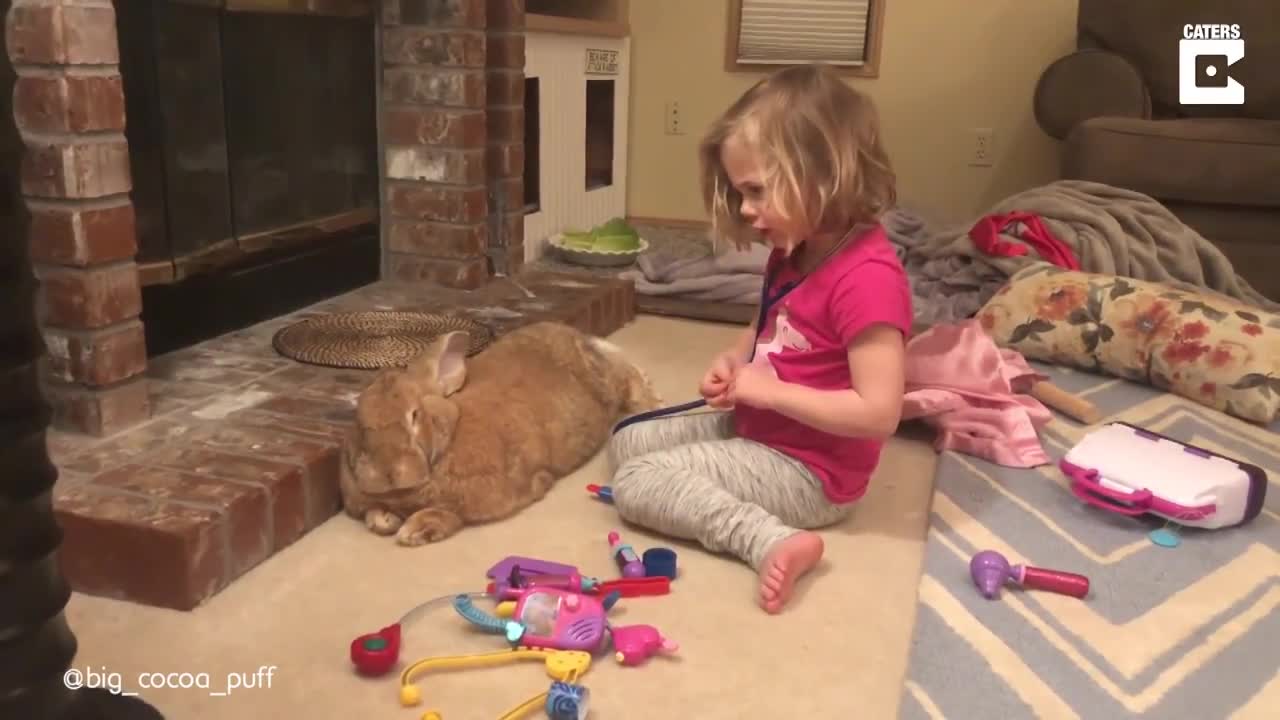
top-left (339, 321), bottom-right (661, 545)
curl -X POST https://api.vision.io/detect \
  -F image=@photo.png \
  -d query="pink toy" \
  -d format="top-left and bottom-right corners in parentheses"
top-left (452, 587), bottom-right (677, 665)
top-left (970, 549), bottom-right (1090, 600)
top-left (610, 624), bottom-right (678, 666)
top-left (509, 588), bottom-right (608, 652)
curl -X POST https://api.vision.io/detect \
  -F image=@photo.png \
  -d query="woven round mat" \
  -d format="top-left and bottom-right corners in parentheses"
top-left (271, 311), bottom-right (494, 369)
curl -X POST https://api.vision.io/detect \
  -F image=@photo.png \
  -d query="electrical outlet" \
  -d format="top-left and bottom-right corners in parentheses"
top-left (969, 127), bottom-right (995, 166)
top-left (664, 101), bottom-right (683, 135)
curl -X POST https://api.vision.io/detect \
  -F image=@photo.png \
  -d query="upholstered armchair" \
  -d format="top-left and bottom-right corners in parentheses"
top-left (1033, 0), bottom-right (1280, 301)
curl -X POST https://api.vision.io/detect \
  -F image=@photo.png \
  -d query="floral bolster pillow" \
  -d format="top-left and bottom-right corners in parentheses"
top-left (976, 263), bottom-right (1280, 424)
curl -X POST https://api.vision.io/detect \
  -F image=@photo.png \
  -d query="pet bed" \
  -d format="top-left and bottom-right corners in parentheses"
top-left (272, 311), bottom-right (493, 369)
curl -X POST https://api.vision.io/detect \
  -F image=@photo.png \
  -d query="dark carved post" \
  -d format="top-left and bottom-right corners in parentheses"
top-left (0, 31), bottom-right (163, 720)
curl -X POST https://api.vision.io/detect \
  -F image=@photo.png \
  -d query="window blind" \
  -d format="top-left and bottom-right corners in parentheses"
top-left (734, 0), bottom-right (872, 66)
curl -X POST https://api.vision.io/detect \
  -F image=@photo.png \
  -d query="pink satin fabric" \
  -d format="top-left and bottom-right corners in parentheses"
top-left (902, 320), bottom-right (1053, 467)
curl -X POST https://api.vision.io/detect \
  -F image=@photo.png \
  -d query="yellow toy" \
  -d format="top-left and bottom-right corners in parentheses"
top-left (398, 646), bottom-right (592, 720)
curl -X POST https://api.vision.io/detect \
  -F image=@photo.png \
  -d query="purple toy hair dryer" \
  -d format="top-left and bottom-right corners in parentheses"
top-left (969, 550), bottom-right (1090, 600)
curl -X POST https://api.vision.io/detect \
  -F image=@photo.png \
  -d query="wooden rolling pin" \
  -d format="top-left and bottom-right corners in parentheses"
top-left (1029, 381), bottom-right (1102, 425)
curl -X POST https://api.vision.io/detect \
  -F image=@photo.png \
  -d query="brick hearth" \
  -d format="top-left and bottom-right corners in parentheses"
top-left (46, 271), bottom-right (634, 610)
top-left (4, 0), bottom-right (648, 611)
top-left (5, 0), bottom-right (530, 438)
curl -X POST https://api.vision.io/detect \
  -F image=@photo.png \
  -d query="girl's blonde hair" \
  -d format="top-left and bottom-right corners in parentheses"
top-left (700, 64), bottom-right (896, 250)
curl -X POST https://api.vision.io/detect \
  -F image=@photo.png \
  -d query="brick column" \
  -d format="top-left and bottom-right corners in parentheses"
top-left (381, 0), bottom-right (492, 289)
top-left (485, 0), bottom-right (524, 275)
top-left (6, 0), bottom-right (150, 437)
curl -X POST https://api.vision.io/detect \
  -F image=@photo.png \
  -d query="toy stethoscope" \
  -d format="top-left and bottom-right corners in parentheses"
top-left (610, 268), bottom-right (796, 432)
top-left (612, 232), bottom-right (853, 434)
top-left (351, 591), bottom-right (488, 677)
top-left (397, 647), bottom-right (593, 720)
top-left (351, 592), bottom-right (596, 719)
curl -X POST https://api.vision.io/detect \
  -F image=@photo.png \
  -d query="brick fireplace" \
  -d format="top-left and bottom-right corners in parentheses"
top-left (3, 0), bottom-right (638, 611)
top-left (4, 0), bottom-right (530, 440)
top-left (6, 0), bottom-right (148, 438)
top-left (381, 0), bottom-right (528, 285)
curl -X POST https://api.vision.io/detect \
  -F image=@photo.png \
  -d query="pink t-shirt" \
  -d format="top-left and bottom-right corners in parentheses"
top-left (732, 224), bottom-right (914, 503)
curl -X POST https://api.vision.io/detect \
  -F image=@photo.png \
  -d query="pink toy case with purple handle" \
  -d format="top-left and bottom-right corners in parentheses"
top-left (1059, 421), bottom-right (1267, 530)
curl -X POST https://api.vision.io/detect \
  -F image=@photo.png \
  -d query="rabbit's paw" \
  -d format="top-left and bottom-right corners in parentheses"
top-left (364, 509), bottom-right (403, 535)
top-left (395, 508), bottom-right (463, 546)
top-left (530, 469), bottom-right (557, 497)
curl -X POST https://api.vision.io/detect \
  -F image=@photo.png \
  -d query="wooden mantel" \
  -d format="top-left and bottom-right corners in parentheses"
top-left (525, 0), bottom-right (629, 37)
top-left (218, 2), bottom-right (630, 36)
top-left (526, 13), bottom-right (629, 38)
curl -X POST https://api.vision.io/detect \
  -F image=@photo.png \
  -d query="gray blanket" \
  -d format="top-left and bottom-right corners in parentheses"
top-left (621, 213), bottom-right (930, 305)
top-left (621, 243), bottom-right (770, 304)
top-left (622, 180), bottom-right (1277, 324)
top-left (901, 180), bottom-right (1280, 324)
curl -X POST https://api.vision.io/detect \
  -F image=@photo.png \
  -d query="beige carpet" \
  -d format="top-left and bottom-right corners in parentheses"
top-left (64, 315), bottom-right (939, 719)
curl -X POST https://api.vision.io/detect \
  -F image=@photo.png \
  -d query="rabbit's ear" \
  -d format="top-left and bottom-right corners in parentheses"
top-left (408, 331), bottom-right (471, 396)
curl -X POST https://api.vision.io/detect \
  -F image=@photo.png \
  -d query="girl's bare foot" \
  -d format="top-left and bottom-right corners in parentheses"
top-left (758, 531), bottom-right (824, 613)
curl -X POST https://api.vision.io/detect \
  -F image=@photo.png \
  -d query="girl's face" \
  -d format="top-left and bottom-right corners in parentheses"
top-left (720, 133), bottom-right (802, 255)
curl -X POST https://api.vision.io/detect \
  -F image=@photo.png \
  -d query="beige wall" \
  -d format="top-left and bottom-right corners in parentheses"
top-left (624, 0), bottom-right (1079, 225)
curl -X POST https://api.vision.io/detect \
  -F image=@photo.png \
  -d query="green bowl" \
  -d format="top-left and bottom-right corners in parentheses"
top-left (549, 232), bottom-right (649, 267)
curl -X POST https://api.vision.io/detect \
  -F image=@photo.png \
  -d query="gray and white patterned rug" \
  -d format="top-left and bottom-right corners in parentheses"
top-left (900, 362), bottom-right (1279, 720)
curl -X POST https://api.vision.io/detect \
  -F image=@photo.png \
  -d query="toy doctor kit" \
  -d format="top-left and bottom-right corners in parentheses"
top-left (349, 554), bottom-right (677, 718)
top-left (1060, 421), bottom-right (1267, 530)
top-left (351, 556), bottom-right (672, 676)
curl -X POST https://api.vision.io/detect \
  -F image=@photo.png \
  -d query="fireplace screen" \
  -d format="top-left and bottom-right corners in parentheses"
top-left (117, 0), bottom-right (379, 284)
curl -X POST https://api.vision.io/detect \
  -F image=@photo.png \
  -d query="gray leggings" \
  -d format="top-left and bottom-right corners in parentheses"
top-left (607, 410), bottom-right (853, 570)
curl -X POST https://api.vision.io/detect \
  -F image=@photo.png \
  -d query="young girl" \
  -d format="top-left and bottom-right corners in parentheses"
top-left (607, 64), bottom-right (914, 614)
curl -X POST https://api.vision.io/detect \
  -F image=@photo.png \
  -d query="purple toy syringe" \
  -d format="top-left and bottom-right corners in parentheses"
top-left (608, 530), bottom-right (645, 578)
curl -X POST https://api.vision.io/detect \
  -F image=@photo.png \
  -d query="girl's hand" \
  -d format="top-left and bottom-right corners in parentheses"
top-left (727, 362), bottom-right (781, 409)
top-left (700, 351), bottom-right (741, 408)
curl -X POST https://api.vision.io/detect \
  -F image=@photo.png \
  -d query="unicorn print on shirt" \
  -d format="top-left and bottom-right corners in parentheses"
top-left (750, 306), bottom-right (812, 376)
